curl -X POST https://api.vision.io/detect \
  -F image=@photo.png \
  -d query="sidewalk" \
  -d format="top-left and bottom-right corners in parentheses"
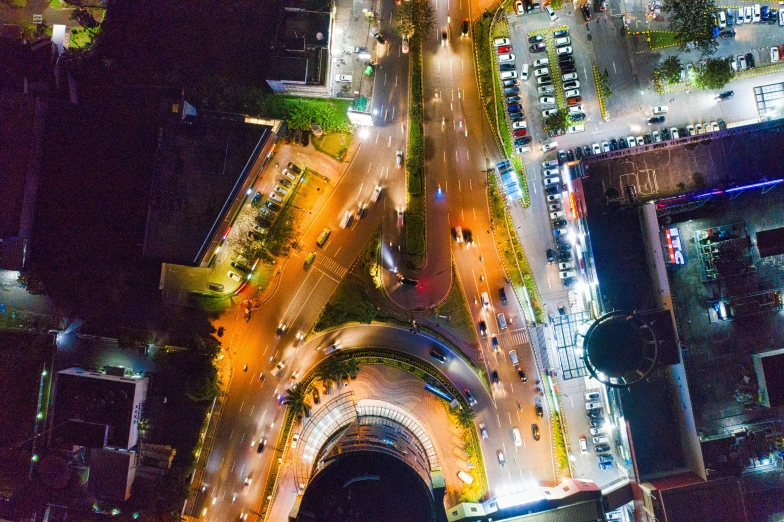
top-left (330, 0), bottom-right (379, 102)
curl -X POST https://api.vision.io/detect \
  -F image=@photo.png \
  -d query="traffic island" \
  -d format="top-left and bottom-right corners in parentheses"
top-left (406, 36), bottom-right (427, 270)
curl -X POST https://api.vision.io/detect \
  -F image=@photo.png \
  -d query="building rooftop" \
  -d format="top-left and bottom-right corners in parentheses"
top-left (143, 113), bottom-right (272, 265)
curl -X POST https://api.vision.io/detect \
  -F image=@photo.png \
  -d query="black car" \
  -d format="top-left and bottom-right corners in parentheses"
top-left (581, 4), bottom-right (592, 20)
top-left (429, 348), bottom-right (447, 363)
top-left (232, 261), bottom-right (252, 273)
top-left (574, 146), bottom-right (583, 160)
top-left (546, 248), bottom-right (556, 263)
top-left (491, 370), bottom-right (499, 384)
top-left (558, 55), bottom-right (574, 64)
top-left (504, 86), bottom-right (520, 95)
top-left (553, 29), bottom-right (569, 38)
top-left (538, 75), bottom-right (553, 84)
top-left (552, 218), bottom-right (567, 228)
top-left (257, 439), bottom-right (267, 453)
top-left (509, 112), bottom-right (524, 121)
top-left (257, 216), bottom-right (272, 228)
top-left (266, 201), bottom-right (282, 212)
top-left (499, 63), bottom-right (516, 71)
top-left (557, 243), bottom-right (572, 252)
top-left (679, 127), bottom-right (688, 138)
top-left (302, 131), bottom-right (310, 146)
top-left (478, 320), bottom-right (487, 336)
top-left (499, 287), bottom-right (508, 305)
top-left (545, 185), bottom-right (560, 195)
top-left (287, 162), bottom-right (302, 175)
top-left (583, 145), bottom-right (592, 156)
top-left (648, 115), bottom-right (665, 125)
top-left (609, 138), bottom-right (618, 151)
top-left (518, 368), bottom-right (528, 382)
top-left (720, 29), bottom-right (736, 37)
top-left (718, 119), bottom-right (727, 130)
top-left (558, 149), bottom-right (567, 164)
top-left (566, 149), bottom-right (575, 161)
top-left (557, 251), bottom-right (572, 262)
top-left (660, 128), bottom-right (670, 140)
top-left (514, 137), bottom-right (531, 146)
top-left (531, 424), bottom-right (541, 441)
top-left (595, 443), bottom-right (611, 453)
top-left (590, 418), bottom-right (604, 428)
top-left (251, 191), bottom-right (262, 207)
top-left (292, 129), bottom-right (301, 144)
top-left (746, 52), bottom-right (755, 68)
top-left (373, 31), bottom-right (386, 44)
top-left (535, 405), bottom-right (544, 419)
top-left (560, 64), bottom-right (576, 74)
top-left (461, 19), bottom-right (470, 36)
top-left (643, 133), bottom-right (653, 144)
top-left (502, 79), bottom-right (519, 88)
top-left (530, 43), bottom-right (547, 53)
top-left (716, 90), bottom-right (734, 100)
top-left (528, 34), bottom-right (544, 43)
top-left (587, 408), bottom-right (604, 418)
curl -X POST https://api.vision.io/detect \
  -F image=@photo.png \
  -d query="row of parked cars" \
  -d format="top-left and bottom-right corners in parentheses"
top-left (717, 5), bottom-right (784, 28)
top-left (539, 160), bottom-right (577, 284)
top-left (495, 37), bottom-right (533, 153)
top-left (580, 391), bottom-right (614, 469)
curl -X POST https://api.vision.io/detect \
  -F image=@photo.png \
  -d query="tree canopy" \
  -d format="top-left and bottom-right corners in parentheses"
top-left (394, 0), bottom-right (435, 41)
top-left (662, 0), bottom-right (719, 57)
top-left (544, 109), bottom-right (572, 133)
top-left (658, 56), bottom-right (683, 84)
top-left (695, 57), bottom-right (734, 89)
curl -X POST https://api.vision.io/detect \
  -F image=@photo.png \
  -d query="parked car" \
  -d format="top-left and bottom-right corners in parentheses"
top-left (648, 115), bottom-right (665, 125)
top-left (581, 4), bottom-right (592, 20)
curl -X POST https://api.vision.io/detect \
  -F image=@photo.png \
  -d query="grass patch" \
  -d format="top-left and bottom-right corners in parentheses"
top-left (431, 267), bottom-right (478, 345)
top-left (0, 309), bottom-right (60, 332)
top-left (314, 274), bottom-right (378, 332)
top-left (312, 132), bottom-right (352, 161)
top-left (187, 292), bottom-right (232, 312)
top-left (552, 411), bottom-right (570, 472)
top-left (49, 0), bottom-right (61, 7)
top-left (405, 214), bottom-right (426, 256)
top-left (69, 27), bottom-right (100, 50)
top-left (444, 405), bottom-right (488, 502)
top-left (551, 0), bottom-right (563, 8)
top-left (648, 31), bottom-right (678, 49)
top-left (257, 96), bottom-right (354, 133)
top-left (488, 174), bottom-right (544, 324)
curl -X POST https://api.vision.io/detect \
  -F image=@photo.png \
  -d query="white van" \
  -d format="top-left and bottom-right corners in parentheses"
top-left (653, 105), bottom-right (668, 115)
top-left (457, 471), bottom-right (475, 485)
top-left (269, 191), bottom-right (284, 203)
top-left (585, 391), bottom-right (601, 401)
top-left (340, 210), bottom-right (353, 229)
top-left (753, 4), bottom-right (761, 22)
top-left (579, 436), bottom-right (588, 454)
top-left (509, 350), bottom-right (519, 365)
top-left (593, 435), bottom-right (609, 444)
top-left (520, 64), bottom-right (530, 81)
top-left (512, 428), bottom-right (522, 446)
top-left (500, 70), bottom-right (518, 80)
top-left (567, 124), bottom-right (585, 133)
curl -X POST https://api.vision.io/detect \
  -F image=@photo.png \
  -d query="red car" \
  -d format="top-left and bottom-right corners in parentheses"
top-left (567, 96), bottom-right (583, 106)
top-left (497, 45), bottom-right (513, 53)
top-left (513, 129), bottom-right (527, 137)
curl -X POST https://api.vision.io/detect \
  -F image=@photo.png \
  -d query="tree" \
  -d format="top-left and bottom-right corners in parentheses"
top-left (316, 357), bottom-right (344, 388)
top-left (452, 405), bottom-right (475, 429)
top-left (658, 56), bottom-right (682, 85)
top-left (393, 3), bottom-right (416, 38)
top-left (596, 69), bottom-right (612, 99)
top-left (662, 0), bottom-right (719, 57)
top-left (695, 57), bottom-right (733, 90)
top-left (543, 109), bottom-right (572, 133)
top-left (412, 0), bottom-right (435, 38)
top-left (284, 382), bottom-right (309, 418)
top-left (344, 358), bottom-right (362, 380)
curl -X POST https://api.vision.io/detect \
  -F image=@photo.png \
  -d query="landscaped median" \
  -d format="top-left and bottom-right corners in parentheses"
top-left (487, 174), bottom-right (545, 324)
top-left (406, 36), bottom-right (427, 269)
top-left (593, 65), bottom-right (609, 121)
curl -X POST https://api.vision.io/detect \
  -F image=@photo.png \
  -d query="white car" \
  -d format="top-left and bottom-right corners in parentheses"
top-left (568, 104), bottom-right (583, 115)
top-left (687, 124), bottom-right (696, 136)
top-left (752, 4), bottom-right (760, 23)
top-left (737, 55), bottom-right (747, 70)
top-left (513, 120), bottom-right (527, 129)
top-left (711, 121), bottom-right (720, 132)
top-left (736, 7), bottom-right (744, 24)
top-left (564, 88), bottom-right (580, 98)
top-left (744, 5), bottom-right (752, 23)
top-left (335, 74), bottom-right (352, 82)
top-left (515, 0), bottom-right (525, 14)
top-left (540, 96), bottom-right (556, 105)
top-left (500, 71), bottom-right (518, 80)
top-left (340, 210), bottom-right (353, 228)
top-left (627, 135), bottom-right (636, 147)
top-left (560, 270), bottom-right (577, 279)
top-left (635, 136), bottom-right (644, 146)
top-left (547, 193), bottom-right (562, 202)
top-left (545, 5), bottom-right (558, 21)
top-left (481, 292), bottom-right (491, 309)
top-left (772, 47), bottom-right (780, 63)
top-left (562, 72), bottom-right (578, 81)
top-left (534, 67), bottom-right (550, 77)
top-left (538, 85), bottom-right (555, 94)
top-left (556, 46), bottom-right (572, 56)
top-left (544, 176), bottom-right (560, 185)
top-left (579, 436), bottom-right (588, 454)
top-left (542, 108), bottom-right (558, 118)
top-left (780, 9), bottom-right (784, 25)
top-left (695, 123), bottom-right (704, 134)
top-left (652, 130), bottom-right (661, 142)
top-left (228, 270), bottom-right (244, 282)
top-left (498, 53), bottom-right (516, 63)
top-left (371, 185), bottom-right (382, 202)
top-left (559, 261), bottom-right (572, 270)
top-left (718, 10), bottom-right (726, 28)
top-left (670, 127), bottom-right (680, 139)
top-left (542, 159), bottom-right (559, 169)
top-left (541, 141), bottom-right (558, 152)
top-left (585, 401), bottom-right (602, 410)
top-left (533, 58), bottom-right (549, 67)
top-left (601, 141), bottom-right (610, 152)
top-left (592, 143), bottom-right (601, 154)
top-left (543, 168), bottom-right (559, 177)
top-left (494, 37), bottom-right (511, 46)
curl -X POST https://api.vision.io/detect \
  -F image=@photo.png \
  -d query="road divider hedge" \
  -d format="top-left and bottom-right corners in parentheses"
top-left (406, 36), bottom-right (426, 269)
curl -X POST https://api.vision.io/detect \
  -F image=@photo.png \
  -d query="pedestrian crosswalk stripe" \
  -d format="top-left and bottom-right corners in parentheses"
top-left (501, 329), bottom-right (530, 348)
top-left (316, 255), bottom-right (347, 279)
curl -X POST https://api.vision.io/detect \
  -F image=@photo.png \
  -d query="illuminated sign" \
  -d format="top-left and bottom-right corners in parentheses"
top-left (347, 110), bottom-right (374, 126)
top-left (664, 227), bottom-right (686, 265)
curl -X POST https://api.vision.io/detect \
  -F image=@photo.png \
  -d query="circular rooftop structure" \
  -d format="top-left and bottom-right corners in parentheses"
top-left (582, 310), bottom-right (658, 388)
